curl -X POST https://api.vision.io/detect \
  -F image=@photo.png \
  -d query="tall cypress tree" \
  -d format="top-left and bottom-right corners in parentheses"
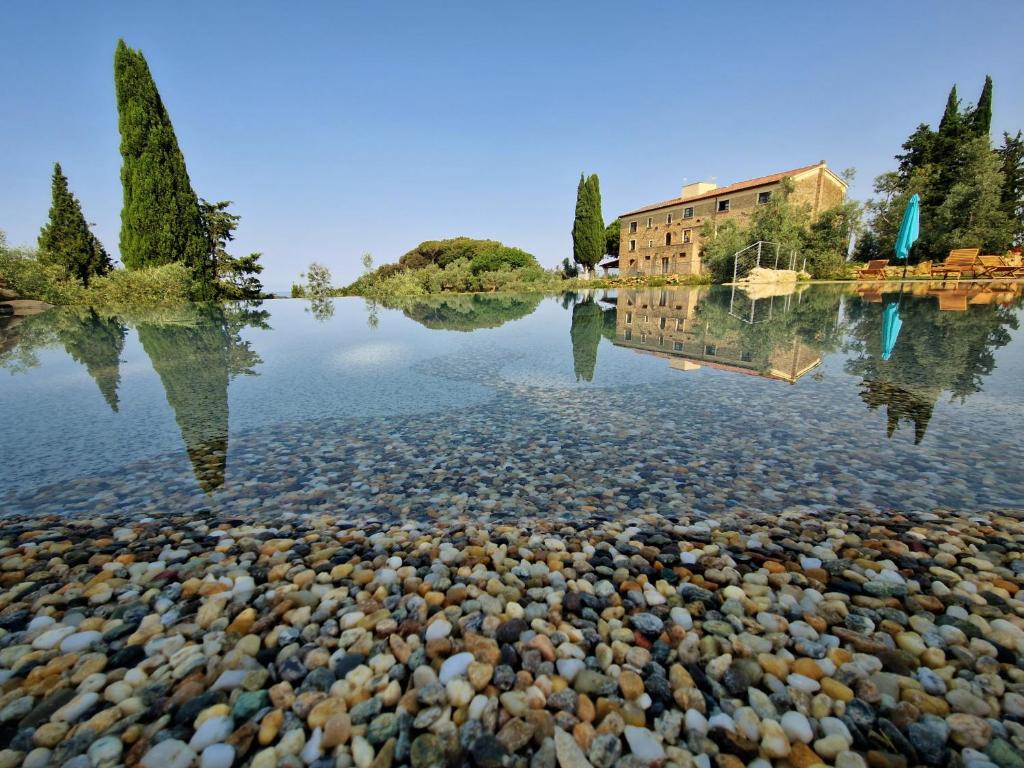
top-left (572, 173), bottom-right (604, 274)
top-left (38, 163), bottom-right (111, 286)
top-left (114, 40), bottom-right (211, 297)
top-left (971, 75), bottom-right (993, 138)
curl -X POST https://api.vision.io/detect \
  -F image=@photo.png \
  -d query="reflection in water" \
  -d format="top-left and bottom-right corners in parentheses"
top-left (612, 286), bottom-right (843, 383)
top-left (845, 285), bottom-right (1021, 444)
top-left (58, 308), bottom-right (127, 412)
top-left (137, 304), bottom-right (268, 493)
top-left (569, 298), bottom-right (604, 381)
top-left (1, 303), bottom-right (268, 493)
top-left (387, 293), bottom-right (543, 331)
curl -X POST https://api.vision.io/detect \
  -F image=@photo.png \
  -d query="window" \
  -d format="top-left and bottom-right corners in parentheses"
top-left (640, 333), bottom-right (648, 343)
top-left (683, 229), bottom-right (692, 244)
top-left (625, 311), bottom-right (633, 324)
top-left (659, 290), bottom-right (667, 307)
top-left (625, 329), bottom-right (632, 341)
top-left (648, 240), bottom-right (653, 248)
top-left (718, 199), bottom-right (730, 212)
top-left (666, 212), bottom-right (673, 224)
top-left (675, 318), bottom-right (682, 331)
top-left (629, 239), bottom-right (636, 252)
top-left (673, 341), bottom-right (684, 352)
top-left (705, 344), bottom-right (717, 356)
top-left (758, 191), bottom-right (772, 205)
top-left (741, 351), bottom-right (754, 362)
top-left (678, 252), bottom-right (686, 260)
top-left (629, 221), bottom-right (638, 233)
top-left (647, 217), bottom-right (653, 228)
top-left (659, 317), bottom-right (667, 329)
top-left (645, 254), bottom-right (651, 260)
top-left (629, 259), bottom-right (636, 267)
top-left (661, 257), bottom-right (669, 274)
top-left (659, 335), bottom-right (664, 346)
top-left (665, 233), bottom-right (672, 246)
top-left (683, 207), bottom-right (694, 219)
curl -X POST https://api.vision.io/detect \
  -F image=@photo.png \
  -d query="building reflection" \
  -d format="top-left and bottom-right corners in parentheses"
top-left (612, 286), bottom-right (824, 384)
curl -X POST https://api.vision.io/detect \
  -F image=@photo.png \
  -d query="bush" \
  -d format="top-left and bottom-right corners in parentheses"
top-left (469, 246), bottom-right (537, 275)
top-left (85, 263), bottom-right (192, 306)
top-left (1, 235), bottom-right (193, 307)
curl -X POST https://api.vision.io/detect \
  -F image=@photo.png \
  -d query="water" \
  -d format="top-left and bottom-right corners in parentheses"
top-left (2, 282), bottom-right (1022, 519)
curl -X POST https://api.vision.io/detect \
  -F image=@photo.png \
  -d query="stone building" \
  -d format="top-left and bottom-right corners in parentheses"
top-left (617, 162), bottom-right (848, 276)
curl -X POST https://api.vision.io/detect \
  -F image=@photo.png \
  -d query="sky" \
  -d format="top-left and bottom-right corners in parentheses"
top-left (3, 1), bottom-right (1024, 292)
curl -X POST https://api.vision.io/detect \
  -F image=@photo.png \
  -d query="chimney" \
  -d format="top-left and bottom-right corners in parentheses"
top-left (682, 181), bottom-right (717, 198)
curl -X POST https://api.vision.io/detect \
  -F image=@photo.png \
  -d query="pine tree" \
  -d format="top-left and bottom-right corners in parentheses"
top-left (571, 173), bottom-right (604, 274)
top-left (997, 131), bottom-right (1024, 244)
top-left (971, 75), bottom-right (993, 138)
top-left (38, 163), bottom-right (111, 286)
top-left (114, 40), bottom-right (211, 297)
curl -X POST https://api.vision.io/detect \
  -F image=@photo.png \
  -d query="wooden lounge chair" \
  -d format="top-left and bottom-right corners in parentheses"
top-left (975, 255), bottom-right (1024, 279)
top-left (931, 248), bottom-right (981, 281)
top-left (856, 260), bottom-right (889, 280)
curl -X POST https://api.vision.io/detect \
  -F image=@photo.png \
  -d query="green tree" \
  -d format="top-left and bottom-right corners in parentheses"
top-left (361, 252), bottom-right (374, 273)
top-left (302, 262), bottom-right (334, 321)
top-left (38, 163), bottom-right (111, 286)
top-left (604, 219), bottom-right (620, 257)
top-left (970, 75), bottom-right (993, 138)
top-left (198, 199), bottom-right (267, 300)
top-left (997, 131), bottom-right (1024, 244)
top-left (572, 173), bottom-right (604, 275)
top-left (57, 308), bottom-right (127, 412)
top-left (929, 137), bottom-right (1014, 254)
top-left (114, 40), bottom-right (210, 298)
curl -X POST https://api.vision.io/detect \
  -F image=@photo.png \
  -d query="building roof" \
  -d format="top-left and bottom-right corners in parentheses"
top-left (620, 162), bottom-right (844, 218)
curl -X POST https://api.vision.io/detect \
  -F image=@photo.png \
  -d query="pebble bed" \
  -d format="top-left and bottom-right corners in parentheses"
top-left (2, 505), bottom-right (1024, 768)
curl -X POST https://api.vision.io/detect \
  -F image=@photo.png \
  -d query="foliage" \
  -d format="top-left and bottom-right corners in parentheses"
top-left (83, 263), bottom-right (193, 307)
top-left (361, 252), bottom-right (374, 273)
top-left (699, 219), bottom-right (750, 283)
top-left (572, 174), bottom-right (604, 273)
top-left (392, 293), bottom-right (543, 332)
top-left (569, 297), bottom-right (604, 381)
top-left (604, 219), bottom-right (620, 257)
top-left (198, 199), bottom-right (268, 300)
top-left (864, 76), bottom-right (1017, 261)
top-left (561, 257), bottom-right (579, 278)
top-left (844, 288), bottom-right (1021, 442)
top-left (114, 40), bottom-right (211, 298)
top-left (38, 163), bottom-right (112, 286)
top-left (1, 231), bottom-right (192, 307)
top-left (301, 262), bottom-right (334, 321)
top-left (469, 246), bottom-right (536, 275)
top-left (341, 237), bottom-right (543, 296)
top-left (997, 131), bottom-right (1024, 244)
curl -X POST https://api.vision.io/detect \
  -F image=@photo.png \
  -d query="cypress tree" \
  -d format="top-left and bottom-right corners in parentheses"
top-left (38, 163), bottom-right (111, 286)
top-left (971, 75), bottom-right (993, 138)
top-left (571, 173), bottom-right (604, 274)
top-left (114, 40), bottom-right (211, 297)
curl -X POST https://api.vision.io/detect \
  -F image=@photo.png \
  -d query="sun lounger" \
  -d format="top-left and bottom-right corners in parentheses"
top-left (975, 255), bottom-right (1024, 279)
top-left (856, 260), bottom-right (889, 280)
top-left (931, 249), bottom-right (981, 281)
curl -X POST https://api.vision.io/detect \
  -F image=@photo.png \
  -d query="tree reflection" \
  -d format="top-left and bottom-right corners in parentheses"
top-left (570, 297), bottom-right (604, 382)
top-left (58, 308), bottom-right (127, 412)
top-left (391, 293), bottom-right (542, 331)
top-left (844, 288), bottom-right (1022, 443)
top-left (137, 302), bottom-right (267, 493)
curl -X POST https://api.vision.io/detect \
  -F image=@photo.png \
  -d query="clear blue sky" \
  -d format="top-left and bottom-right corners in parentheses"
top-left (3, 1), bottom-right (1023, 291)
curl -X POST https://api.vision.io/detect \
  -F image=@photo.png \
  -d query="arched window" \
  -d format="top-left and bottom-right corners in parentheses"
top-left (665, 232), bottom-right (672, 246)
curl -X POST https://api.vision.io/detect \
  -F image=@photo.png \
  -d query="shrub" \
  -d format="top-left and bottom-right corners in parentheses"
top-left (469, 246), bottom-right (538, 275)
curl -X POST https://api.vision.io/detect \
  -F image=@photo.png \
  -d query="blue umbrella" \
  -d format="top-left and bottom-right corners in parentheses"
top-left (895, 193), bottom-right (921, 276)
top-left (881, 300), bottom-right (903, 360)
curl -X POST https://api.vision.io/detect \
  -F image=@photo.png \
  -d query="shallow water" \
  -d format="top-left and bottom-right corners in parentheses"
top-left (2, 283), bottom-right (1022, 518)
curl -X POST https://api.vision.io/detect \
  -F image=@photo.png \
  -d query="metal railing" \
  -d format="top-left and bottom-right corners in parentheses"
top-left (731, 241), bottom-right (803, 282)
